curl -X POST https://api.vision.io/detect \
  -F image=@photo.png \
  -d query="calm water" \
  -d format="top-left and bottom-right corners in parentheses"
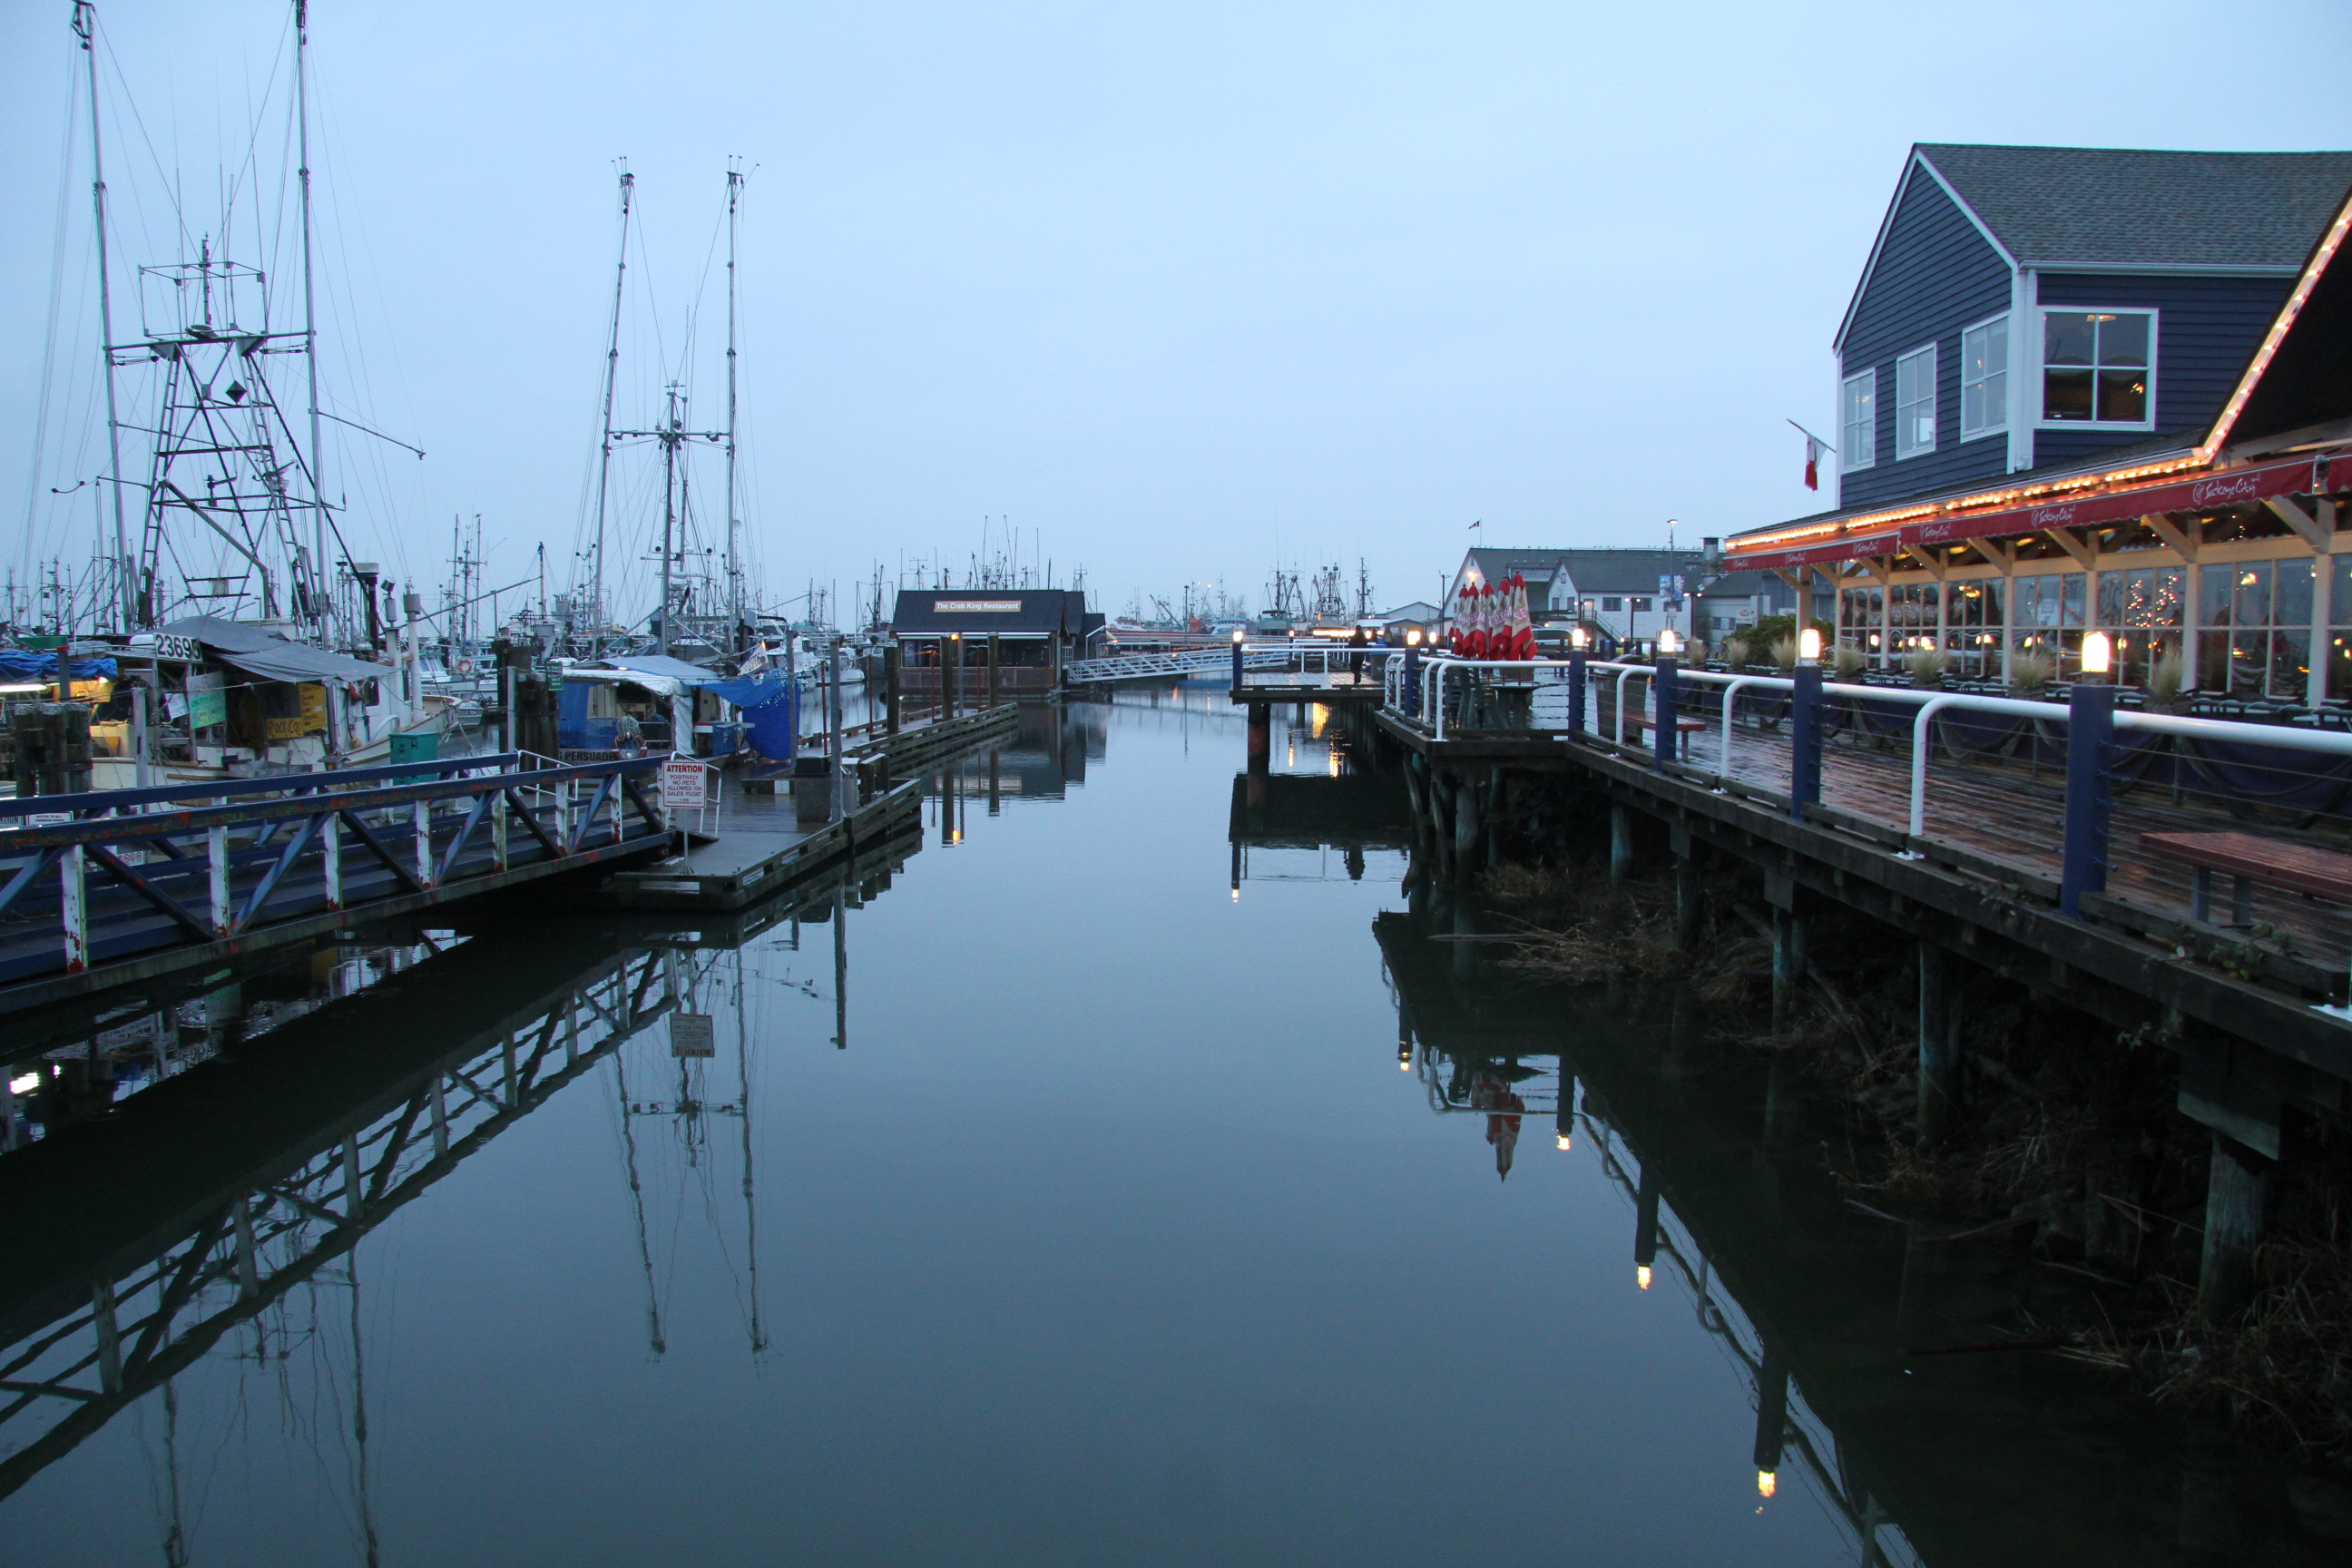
top-left (0, 691), bottom-right (2317, 1564)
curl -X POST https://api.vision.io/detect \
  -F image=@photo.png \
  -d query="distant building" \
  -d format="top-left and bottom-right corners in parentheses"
top-left (1375, 601), bottom-right (1442, 641)
top-left (887, 589), bottom-right (1101, 692)
top-left (1724, 143), bottom-right (2352, 697)
top-left (1446, 546), bottom-right (1816, 649)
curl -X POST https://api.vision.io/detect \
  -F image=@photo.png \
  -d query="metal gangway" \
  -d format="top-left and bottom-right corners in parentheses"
top-left (0, 752), bottom-right (675, 1015)
top-left (1065, 641), bottom-right (1392, 688)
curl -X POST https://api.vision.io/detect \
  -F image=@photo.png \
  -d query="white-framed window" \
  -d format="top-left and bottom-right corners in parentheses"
top-left (2042, 309), bottom-right (2155, 425)
top-left (1896, 344), bottom-right (1936, 459)
top-left (1961, 314), bottom-right (2008, 438)
top-left (1840, 369), bottom-right (1876, 471)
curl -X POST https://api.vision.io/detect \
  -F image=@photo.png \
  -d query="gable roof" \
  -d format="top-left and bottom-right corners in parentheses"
top-left (888, 588), bottom-right (1085, 635)
top-left (1916, 143), bottom-right (2352, 270)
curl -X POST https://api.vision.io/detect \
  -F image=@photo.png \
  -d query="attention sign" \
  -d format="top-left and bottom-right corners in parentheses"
top-left (936, 599), bottom-right (1021, 612)
top-left (661, 759), bottom-right (708, 812)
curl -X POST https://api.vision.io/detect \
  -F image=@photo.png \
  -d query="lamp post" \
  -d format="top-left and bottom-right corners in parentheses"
top-left (1789, 623), bottom-right (1822, 819)
top-left (2062, 632), bottom-right (2115, 916)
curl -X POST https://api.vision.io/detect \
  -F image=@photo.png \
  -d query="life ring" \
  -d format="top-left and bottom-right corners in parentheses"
top-left (454, 658), bottom-right (475, 675)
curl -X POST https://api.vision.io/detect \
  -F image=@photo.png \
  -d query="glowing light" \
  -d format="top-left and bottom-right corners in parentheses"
top-left (1406, 627), bottom-right (1422, 647)
top-left (1798, 628), bottom-right (1822, 664)
top-left (1230, 887), bottom-right (1240, 902)
top-left (1231, 628), bottom-right (1245, 644)
top-left (1570, 625), bottom-right (1589, 652)
top-left (1555, 1132), bottom-right (1572, 1152)
top-left (7, 1073), bottom-right (38, 1095)
top-left (2082, 631), bottom-right (2113, 676)
top-left (1657, 627), bottom-right (1681, 655)
top-left (1758, 1470), bottom-right (1778, 1499)
top-left (1636, 1265), bottom-right (1652, 1290)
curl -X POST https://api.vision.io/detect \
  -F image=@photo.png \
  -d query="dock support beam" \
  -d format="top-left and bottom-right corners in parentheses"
top-left (1454, 773), bottom-right (1482, 877)
top-left (1770, 906), bottom-right (1806, 1029)
top-left (2200, 1132), bottom-right (2271, 1320)
top-left (1671, 827), bottom-right (1700, 950)
top-left (986, 632), bottom-right (1000, 708)
top-left (1609, 805), bottom-right (1632, 885)
top-left (1917, 944), bottom-right (1962, 1149)
top-left (884, 642), bottom-right (901, 735)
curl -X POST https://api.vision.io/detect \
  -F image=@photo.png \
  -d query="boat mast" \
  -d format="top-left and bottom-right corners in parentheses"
top-left (73, 3), bottom-right (132, 632)
top-left (590, 165), bottom-right (633, 652)
top-left (724, 162), bottom-right (743, 655)
top-left (659, 383), bottom-right (681, 656)
top-left (294, 0), bottom-right (328, 641)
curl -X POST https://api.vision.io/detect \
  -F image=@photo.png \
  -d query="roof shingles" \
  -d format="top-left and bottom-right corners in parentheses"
top-left (1918, 144), bottom-right (2352, 270)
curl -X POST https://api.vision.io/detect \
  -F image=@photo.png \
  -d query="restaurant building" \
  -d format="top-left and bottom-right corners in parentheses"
top-left (887, 589), bottom-right (1102, 694)
top-left (1722, 144), bottom-right (2352, 704)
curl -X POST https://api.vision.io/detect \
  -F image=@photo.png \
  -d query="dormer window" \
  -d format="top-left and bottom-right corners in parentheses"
top-left (1895, 345), bottom-right (1936, 458)
top-left (2043, 310), bottom-right (2153, 424)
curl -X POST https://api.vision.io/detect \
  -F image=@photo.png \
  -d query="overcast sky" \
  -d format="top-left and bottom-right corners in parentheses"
top-left (5, 0), bottom-right (2347, 626)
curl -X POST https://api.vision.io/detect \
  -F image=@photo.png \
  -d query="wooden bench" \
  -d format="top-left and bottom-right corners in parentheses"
top-left (1623, 713), bottom-right (1709, 760)
top-left (2140, 830), bottom-right (2352, 925)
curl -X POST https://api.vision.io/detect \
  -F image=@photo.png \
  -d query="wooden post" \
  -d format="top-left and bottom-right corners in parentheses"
top-left (986, 632), bottom-right (1000, 708)
top-left (321, 813), bottom-right (342, 909)
top-left (2061, 680), bottom-right (2114, 917)
top-left (415, 799), bottom-right (435, 885)
top-left (208, 823), bottom-right (232, 936)
top-left (885, 642), bottom-right (901, 735)
top-left (1453, 772), bottom-right (1481, 875)
top-left (60, 845), bottom-right (87, 973)
top-left (945, 635), bottom-right (960, 720)
top-left (1771, 906), bottom-right (1806, 1028)
top-left (1674, 848), bottom-right (1701, 950)
top-left (1917, 943), bottom-right (1960, 1148)
top-left (2200, 1132), bottom-right (2271, 1320)
top-left (1609, 804), bottom-right (1632, 884)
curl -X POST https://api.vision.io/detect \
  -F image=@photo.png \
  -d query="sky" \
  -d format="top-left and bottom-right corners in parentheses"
top-left (4, 0), bottom-right (2348, 629)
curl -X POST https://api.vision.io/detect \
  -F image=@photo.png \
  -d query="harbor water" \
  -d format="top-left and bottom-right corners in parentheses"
top-left (0, 690), bottom-right (2312, 1565)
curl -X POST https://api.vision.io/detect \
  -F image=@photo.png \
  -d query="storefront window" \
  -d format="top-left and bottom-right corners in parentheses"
top-left (2332, 555), bottom-right (2352, 705)
top-left (1838, 586), bottom-right (1884, 664)
top-left (2095, 565), bottom-right (2185, 688)
top-left (2011, 572), bottom-right (2083, 670)
top-left (1946, 578), bottom-right (2002, 677)
top-left (2200, 558), bottom-right (2312, 701)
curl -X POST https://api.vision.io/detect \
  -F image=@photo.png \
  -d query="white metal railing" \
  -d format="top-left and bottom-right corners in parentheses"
top-left (1395, 654), bottom-right (2352, 849)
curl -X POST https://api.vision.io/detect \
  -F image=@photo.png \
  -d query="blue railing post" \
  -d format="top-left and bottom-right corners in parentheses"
top-left (2060, 681), bottom-right (2114, 916)
top-left (1788, 663), bottom-right (1822, 821)
top-left (1402, 645), bottom-right (1421, 719)
top-left (1652, 658), bottom-right (1678, 773)
top-left (1567, 653), bottom-right (1587, 740)
top-left (1230, 638), bottom-right (1244, 698)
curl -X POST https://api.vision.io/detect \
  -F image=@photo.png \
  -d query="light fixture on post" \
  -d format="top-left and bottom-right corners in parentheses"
top-left (1798, 627), bottom-right (1822, 666)
top-left (1570, 624), bottom-right (1589, 652)
top-left (1406, 626), bottom-right (1421, 647)
top-left (2081, 631), bottom-right (2113, 681)
top-left (1658, 627), bottom-right (1681, 656)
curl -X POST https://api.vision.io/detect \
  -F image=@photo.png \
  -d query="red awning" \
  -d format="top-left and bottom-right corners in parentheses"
top-left (1901, 453), bottom-right (2328, 552)
top-left (1727, 448), bottom-right (2347, 575)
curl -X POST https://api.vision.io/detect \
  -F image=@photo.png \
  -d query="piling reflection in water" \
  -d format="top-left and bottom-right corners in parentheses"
top-left (1377, 901), bottom-right (2332, 1567)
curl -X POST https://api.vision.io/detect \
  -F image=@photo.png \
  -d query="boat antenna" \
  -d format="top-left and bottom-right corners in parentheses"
top-left (591, 163), bottom-right (634, 653)
top-left (294, 0), bottom-right (329, 639)
top-left (724, 162), bottom-right (743, 655)
top-left (74, 2), bottom-right (132, 631)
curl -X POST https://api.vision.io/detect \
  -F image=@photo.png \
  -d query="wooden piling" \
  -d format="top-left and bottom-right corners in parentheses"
top-left (1770, 906), bottom-right (1806, 1028)
top-left (2199, 1132), bottom-right (2272, 1320)
top-left (1609, 804), bottom-right (1632, 884)
top-left (986, 632), bottom-right (1000, 708)
top-left (884, 642), bottom-right (901, 735)
top-left (1917, 943), bottom-right (1962, 1149)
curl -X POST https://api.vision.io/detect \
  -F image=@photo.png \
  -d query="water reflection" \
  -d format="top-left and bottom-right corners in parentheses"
top-left (0, 828), bottom-right (917, 1542)
top-left (1377, 904), bottom-right (2325, 1567)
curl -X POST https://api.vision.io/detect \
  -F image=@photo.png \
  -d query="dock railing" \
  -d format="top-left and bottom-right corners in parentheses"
top-left (0, 753), bottom-right (671, 998)
top-left (1385, 653), bottom-right (2352, 1004)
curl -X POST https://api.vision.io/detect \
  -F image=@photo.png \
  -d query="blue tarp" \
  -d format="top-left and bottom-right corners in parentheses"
top-left (0, 651), bottom-right (116, 682)
top-left (701, 677), bottom-right (796, 760)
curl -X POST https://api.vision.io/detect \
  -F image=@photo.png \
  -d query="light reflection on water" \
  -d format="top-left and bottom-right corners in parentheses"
top-left (0, 689), bottom-right (2296, 1564)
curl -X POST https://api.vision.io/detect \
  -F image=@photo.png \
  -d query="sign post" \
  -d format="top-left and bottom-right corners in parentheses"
top-left (660, 758), bottom-right (709, 856)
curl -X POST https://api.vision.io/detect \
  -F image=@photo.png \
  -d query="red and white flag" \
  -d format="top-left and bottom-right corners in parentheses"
top-left (1803, 434), bottom-right (1824, 491)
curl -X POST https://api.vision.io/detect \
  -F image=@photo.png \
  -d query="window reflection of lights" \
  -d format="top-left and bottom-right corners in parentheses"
top-left (8, 1073), bottom-right (38, 1095)
top-left (1636, 1265), bottom-right (1652, 1290)
top-left (1555, 1132), bottom-right (1572, 1151)
top-left (1758, 1471), bottom-right (1778, 1499)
